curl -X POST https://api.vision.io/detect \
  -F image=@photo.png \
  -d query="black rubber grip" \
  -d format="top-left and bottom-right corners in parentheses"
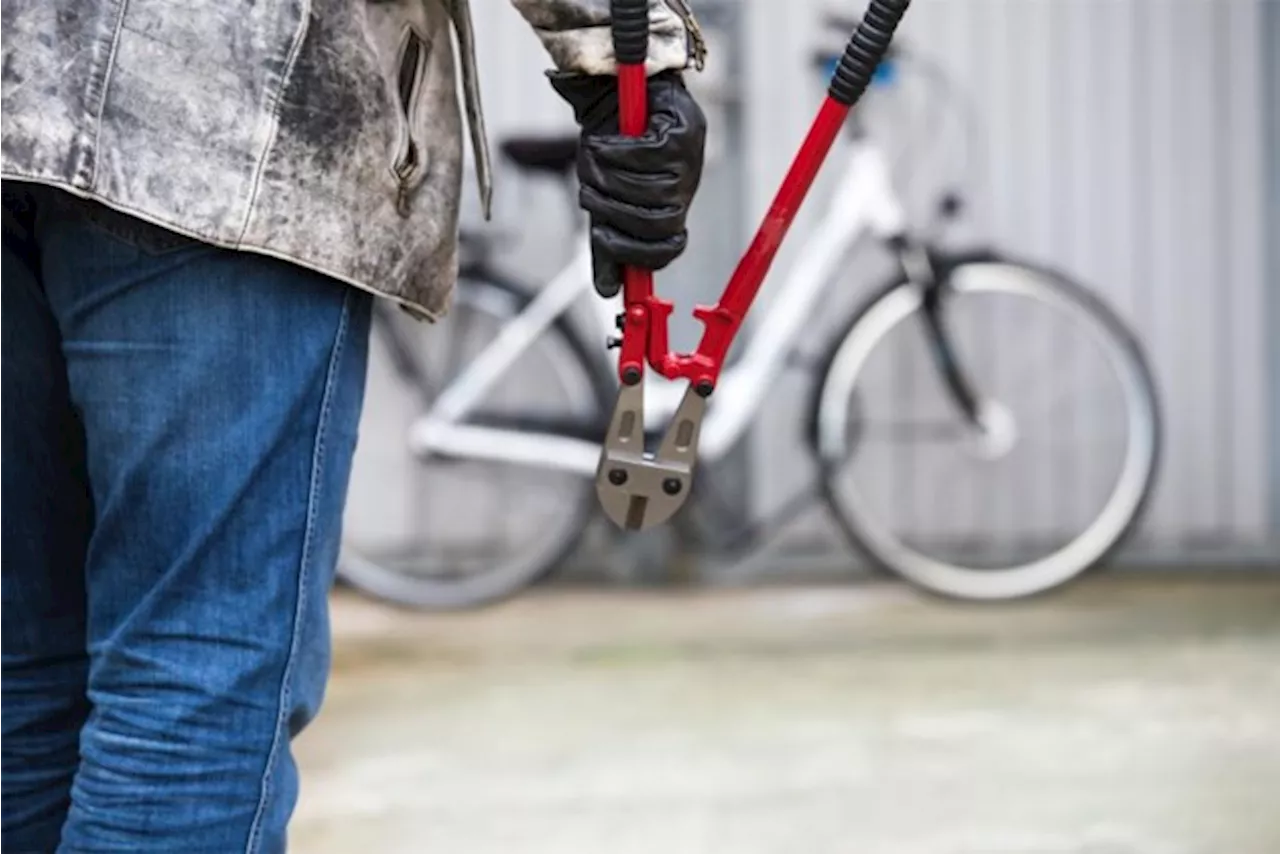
top-left (828, 0), bottom-right (911, 106)
top-left (611, 0), bottom-right (649, 66)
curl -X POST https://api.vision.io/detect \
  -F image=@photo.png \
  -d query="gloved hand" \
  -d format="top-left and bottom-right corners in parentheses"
top-left (549, 70), bottom-right (707, 298)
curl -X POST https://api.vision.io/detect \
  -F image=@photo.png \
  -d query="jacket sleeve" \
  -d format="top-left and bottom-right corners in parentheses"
top-left (509, 0), bottom-right (706, 76)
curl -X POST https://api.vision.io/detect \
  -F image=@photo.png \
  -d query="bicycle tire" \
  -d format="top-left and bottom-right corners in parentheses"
top-left (338, 274), bottom-right (610, 610)
top-left (811, 250), bottom-right (1162, 601)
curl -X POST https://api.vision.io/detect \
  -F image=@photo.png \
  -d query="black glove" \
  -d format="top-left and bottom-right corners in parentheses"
top-left (549, 70), bottom-right (707, 298)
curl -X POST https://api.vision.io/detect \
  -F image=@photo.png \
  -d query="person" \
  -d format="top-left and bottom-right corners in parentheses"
top-left (1, 0), bottom-right (707, 849)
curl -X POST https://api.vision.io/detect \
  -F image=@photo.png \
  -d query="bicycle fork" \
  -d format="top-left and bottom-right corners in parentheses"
top-left (891, 234), bottom-right (992, 436)
top-left (885, 229), bottom-right (1013, 460)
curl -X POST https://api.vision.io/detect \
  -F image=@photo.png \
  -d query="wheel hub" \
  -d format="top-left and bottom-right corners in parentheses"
top-left (967, 400), bottom-right (1017, 460)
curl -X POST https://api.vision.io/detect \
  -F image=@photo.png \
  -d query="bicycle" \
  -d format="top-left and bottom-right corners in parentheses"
top-left (338, 12), bottom-right (1162, 609)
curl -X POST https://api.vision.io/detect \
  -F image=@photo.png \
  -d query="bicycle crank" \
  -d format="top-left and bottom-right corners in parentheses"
top-left (597, 0), bottom-right (912, 530)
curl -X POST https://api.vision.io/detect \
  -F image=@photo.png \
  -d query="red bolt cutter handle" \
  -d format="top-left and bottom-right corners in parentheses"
top-left (610, 0), bottom-right (912, 394)
top-left (611, 0), bottom-right (656, 387)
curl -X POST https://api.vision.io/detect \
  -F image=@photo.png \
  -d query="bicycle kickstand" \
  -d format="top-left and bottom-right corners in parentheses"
top-left (597, 0), bottom-right (912, 531)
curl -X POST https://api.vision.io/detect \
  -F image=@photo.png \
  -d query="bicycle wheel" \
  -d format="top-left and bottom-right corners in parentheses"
top-left (813, 252), bottom-right (1160, 600)
top-left (338, 276), bottom-right (608, 609)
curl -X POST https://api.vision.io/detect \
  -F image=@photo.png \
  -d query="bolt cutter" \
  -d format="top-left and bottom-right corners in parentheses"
top-left (597, 0), bottom-right (913, 530)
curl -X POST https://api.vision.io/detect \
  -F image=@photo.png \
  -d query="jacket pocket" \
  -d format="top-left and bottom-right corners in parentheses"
top-left (392, 26), bottom-right (432, 217)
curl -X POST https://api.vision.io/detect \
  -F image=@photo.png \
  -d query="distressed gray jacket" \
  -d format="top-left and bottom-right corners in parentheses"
top-left (1, 0), bottom-right (705, 319)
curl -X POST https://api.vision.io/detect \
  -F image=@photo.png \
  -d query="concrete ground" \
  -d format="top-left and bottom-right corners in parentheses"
top-left (292, 574), bottom-right (1280, 854)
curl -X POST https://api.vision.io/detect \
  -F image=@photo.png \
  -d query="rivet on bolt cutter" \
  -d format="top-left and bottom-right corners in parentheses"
top-left (596, 0), bottom-right (913, 531)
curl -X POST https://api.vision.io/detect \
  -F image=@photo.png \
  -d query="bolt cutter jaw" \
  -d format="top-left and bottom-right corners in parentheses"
top-left (595, 381), bottom-right (707, 531)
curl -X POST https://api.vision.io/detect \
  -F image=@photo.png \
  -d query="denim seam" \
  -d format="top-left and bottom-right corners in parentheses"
top-left (243, 289), bottom-right (353, 854)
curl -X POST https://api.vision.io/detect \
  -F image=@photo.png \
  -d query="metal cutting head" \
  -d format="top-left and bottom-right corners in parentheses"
top-left (595, 382), bottom-right (707, 531)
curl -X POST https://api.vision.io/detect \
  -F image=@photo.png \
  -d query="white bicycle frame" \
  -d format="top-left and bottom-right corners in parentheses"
top-left (408, 132), bottom-right (910, 479)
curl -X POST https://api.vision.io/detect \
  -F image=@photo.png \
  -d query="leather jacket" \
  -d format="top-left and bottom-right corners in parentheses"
top-left (0, 0), bottom-right (705, 320)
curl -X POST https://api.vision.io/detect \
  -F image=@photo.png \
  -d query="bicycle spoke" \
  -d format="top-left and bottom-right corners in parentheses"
top-left (1017, 375), bottom-right (1102, 424)
top-left (856, 417), bottom-right (968, 443)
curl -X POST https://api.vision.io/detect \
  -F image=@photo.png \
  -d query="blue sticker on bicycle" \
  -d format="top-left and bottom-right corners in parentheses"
top-left (821, 56), bottom-right (897, 88)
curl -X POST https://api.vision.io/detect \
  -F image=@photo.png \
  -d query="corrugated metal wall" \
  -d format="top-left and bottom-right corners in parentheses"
top-left (1265, 0), bottom-right (1280, 540)
top-left (353, 0), bottom-right (1274, 566)
top-left (736, 0), bottom-right (1273, 562)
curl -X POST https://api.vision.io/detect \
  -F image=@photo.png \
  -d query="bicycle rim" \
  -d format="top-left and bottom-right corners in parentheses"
top-left (816, 260), bottom-right (1160, 600)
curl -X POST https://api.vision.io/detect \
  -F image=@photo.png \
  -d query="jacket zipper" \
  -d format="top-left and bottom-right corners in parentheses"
top-left (394, 28), bottom-right (430, 217)
top-left (665, 0), bottom-right (707, 71)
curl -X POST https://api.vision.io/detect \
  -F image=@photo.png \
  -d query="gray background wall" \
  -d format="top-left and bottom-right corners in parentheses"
top-left (354, 0), bottom-right (1277, 568)
top-left (739, 0), bottom-right (1273, 564)
top-left (1266, 0), bottom-right (1280, 543)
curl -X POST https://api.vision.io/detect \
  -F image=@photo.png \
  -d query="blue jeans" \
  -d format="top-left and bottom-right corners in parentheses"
top-left (2, 185), bottom-right (373, 852)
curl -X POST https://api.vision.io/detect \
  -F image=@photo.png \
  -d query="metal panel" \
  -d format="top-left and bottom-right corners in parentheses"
top-left (348, 0), bottom-right (1274, 569)
top-left (1268, 0), bottom-right (1280, 537)
top-left (745, 0), bottom-right (1273, 562)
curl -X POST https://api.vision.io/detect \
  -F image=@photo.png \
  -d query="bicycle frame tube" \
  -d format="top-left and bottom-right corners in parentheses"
top-left (428, 246), bottom-right (593, 422)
